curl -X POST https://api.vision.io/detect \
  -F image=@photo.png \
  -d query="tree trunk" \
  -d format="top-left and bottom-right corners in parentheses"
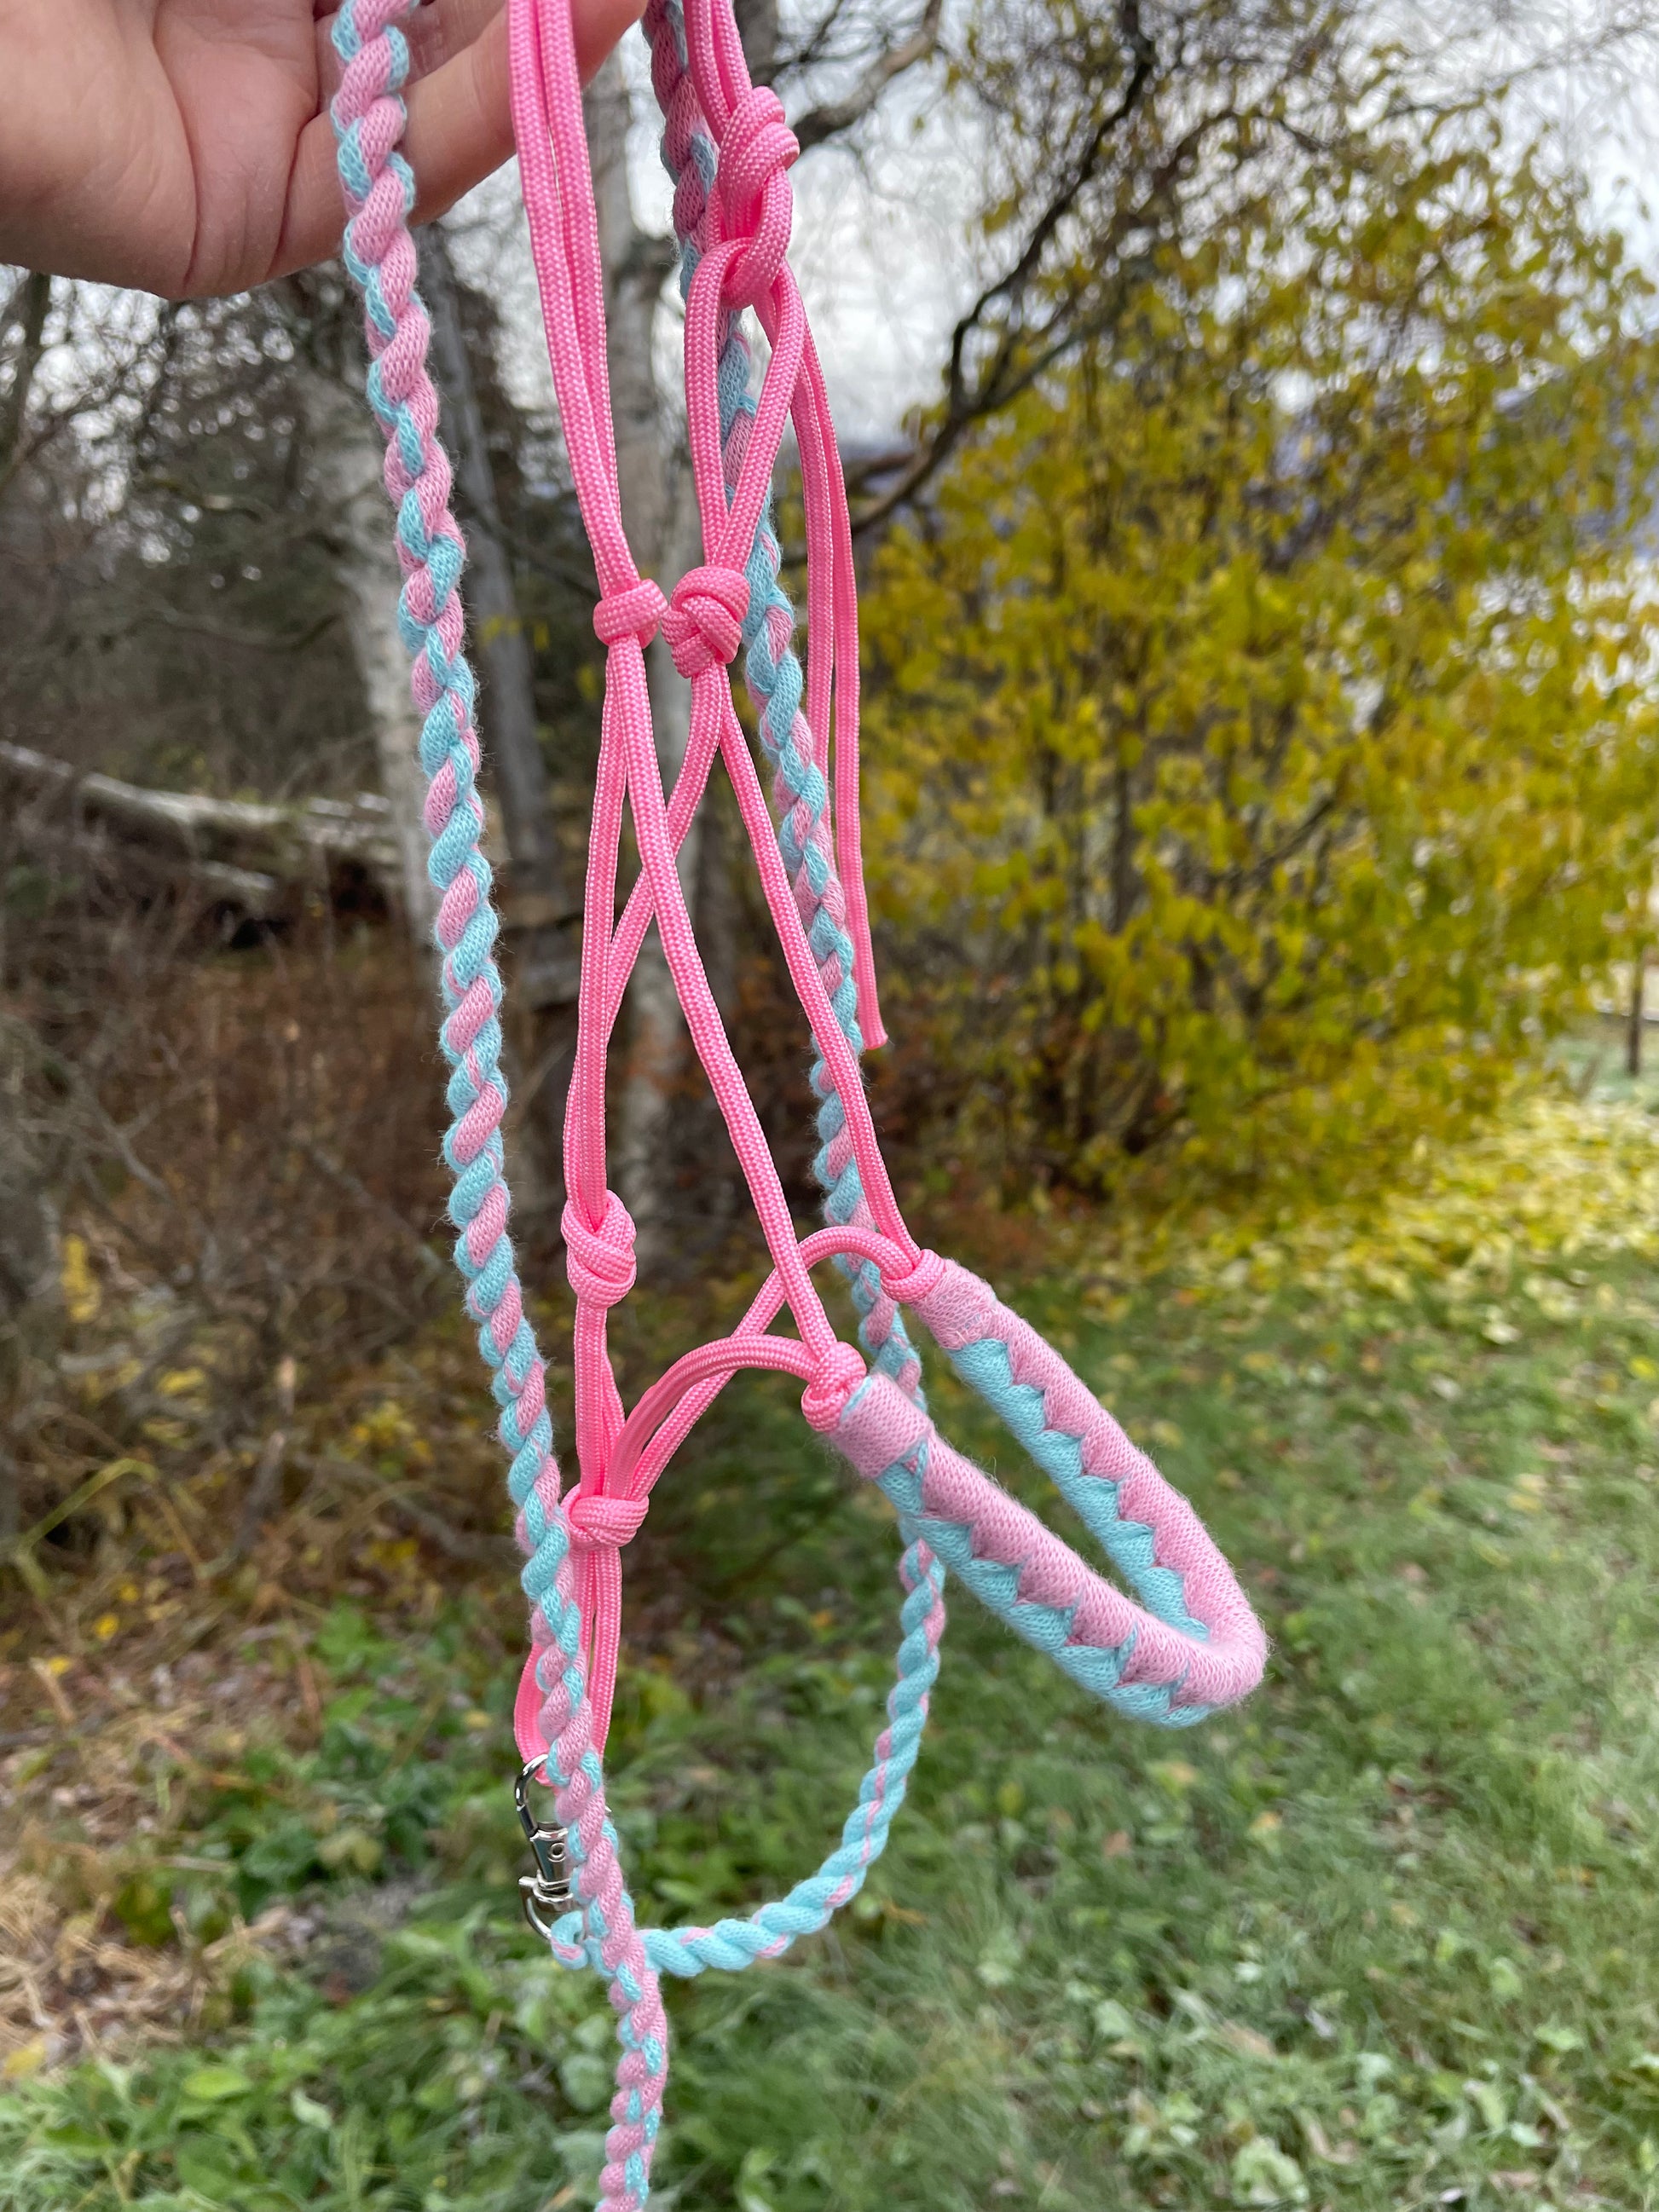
top-left (419, 223), bottom-right (581, 1014)
top-left (733, 0), bottom-right (779, 83)
top-left (584, 53), bottom-right (705, 1254)
top-left (0, 270), bottom-right (52, 491)
top-left (294, 359), bottom-right (441, 949)
top-left (0, 1029), bottom-right (59, 1550)
top-left (419, 222), bottom-right (583, 1221)
top-left (1628, 945), bottom-right (1646, 1080)
top-left (0, 737), bottom-right (402, 919)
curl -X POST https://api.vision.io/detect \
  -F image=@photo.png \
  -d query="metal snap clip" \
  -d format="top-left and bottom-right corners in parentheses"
top-left (514, 1760), bottom-right (575, 1939)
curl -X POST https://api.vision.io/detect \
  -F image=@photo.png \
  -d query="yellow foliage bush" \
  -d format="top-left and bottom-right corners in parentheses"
top-left (1180, 1087), bottom-right (1659, 1319)
top-left (864, 130), bottom-right (1659, 1204)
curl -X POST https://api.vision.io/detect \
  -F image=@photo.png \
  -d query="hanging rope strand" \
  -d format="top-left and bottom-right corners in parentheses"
top-left (331, 14), bottom-right (668, 2207)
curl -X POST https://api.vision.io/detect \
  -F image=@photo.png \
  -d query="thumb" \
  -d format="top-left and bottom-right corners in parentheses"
top-left (271, 0), bottom-right (646, 290)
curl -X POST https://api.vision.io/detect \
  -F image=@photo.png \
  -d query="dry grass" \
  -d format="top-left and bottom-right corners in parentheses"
top-left (0, 1298), bottom-right (523, 2077)
top-left (1, 1651), bottom-right (309, 2076)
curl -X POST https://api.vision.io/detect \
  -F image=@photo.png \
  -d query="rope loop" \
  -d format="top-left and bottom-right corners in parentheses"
top-left (562, 1192), bottom-right (639, 1308)
top-left (592, 576), bottom-right (668, 650)
top-left (715, 85), bottom-right (798, 306)
top-left (662, 563), bottom-right (750, 677)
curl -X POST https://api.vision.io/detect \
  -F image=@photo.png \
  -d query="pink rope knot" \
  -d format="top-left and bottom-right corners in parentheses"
top-left (662, 564), bottom-right (751, 679)
top-left (562, 1193), bottom-right (639, 1309)
top-left (801, 1341), bottom-right (867, 1434)
top-left (882, 1248), bottom-right (947, 1304)
top-left (593, 577), bottom-right (668, 651)
top-left (567, 1488), bottom-right (650, 1552)
top-left (716, 86), bottom-right (798, 307)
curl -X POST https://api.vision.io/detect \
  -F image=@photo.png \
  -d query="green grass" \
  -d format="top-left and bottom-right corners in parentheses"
top-left (6, 1100), bottom-right (1659, 2210)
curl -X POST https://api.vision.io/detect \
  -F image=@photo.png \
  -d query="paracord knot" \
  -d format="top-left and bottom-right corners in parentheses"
top-left (882, 1247), bottom-right (947, 1304)
top-left (566, 1488), bottom-right (650, 1551)
top-left (662, 564), bottom-right (750, 679)
top-left (592, 576), bottom-right (668, 651)
top-left (561, 1193), bottom-right (639, 1309)
top-left (801, 1341), bottom-right (867, 1434)
top-left (716, 85), bottom-right (798, 308)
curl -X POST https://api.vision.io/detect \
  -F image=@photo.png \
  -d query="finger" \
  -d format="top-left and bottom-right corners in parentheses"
top-left (311, 0), bottom-right (641, 96)
top-left (408, 0), bottom-right (504, 78)
top-left (314, 0), bottom-right (508, 100)
top-left (281, 0), bottom-right (645, 284)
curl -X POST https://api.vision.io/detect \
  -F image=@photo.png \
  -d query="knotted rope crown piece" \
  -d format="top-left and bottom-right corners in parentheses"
top-left (331, 3), bottom-right (1266, 2201)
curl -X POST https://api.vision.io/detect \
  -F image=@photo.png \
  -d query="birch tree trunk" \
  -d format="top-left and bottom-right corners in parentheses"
top-left (295, 360), bottom-right (441, 949)
top-left (419, 222), bottom-right (582, 1216)
top-left (419, 223), bottom-right (581, 1015)
top-left (584, 53), bottom-right (704, 1254)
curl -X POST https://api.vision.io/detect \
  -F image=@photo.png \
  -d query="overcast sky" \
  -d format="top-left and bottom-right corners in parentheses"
top-left (454, 9), bottom-right (1659, 454)
top-left (452, 50), bottom-right (976, 447)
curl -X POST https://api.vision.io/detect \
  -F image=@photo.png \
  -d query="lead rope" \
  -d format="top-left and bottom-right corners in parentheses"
top-left (330, 6), bottom-right (1267, 2205)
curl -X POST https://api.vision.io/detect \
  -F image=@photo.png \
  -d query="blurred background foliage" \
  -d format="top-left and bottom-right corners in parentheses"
top-left (865, 130), bottom-right (1659, 1198)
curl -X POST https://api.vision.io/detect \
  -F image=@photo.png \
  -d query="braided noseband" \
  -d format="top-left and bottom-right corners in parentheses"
top-left (330, 3), bottom-right (1266, 2200)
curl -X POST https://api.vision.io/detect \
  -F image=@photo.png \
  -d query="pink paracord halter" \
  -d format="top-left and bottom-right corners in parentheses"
top-left (330, 0), bottom-right (1265, 2198)
top-left (508, 0), bottom-right (1263, 1755)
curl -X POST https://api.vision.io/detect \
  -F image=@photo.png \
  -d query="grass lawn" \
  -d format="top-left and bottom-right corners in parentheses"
top-left (3, 1083), bottom-right (1659, 2210)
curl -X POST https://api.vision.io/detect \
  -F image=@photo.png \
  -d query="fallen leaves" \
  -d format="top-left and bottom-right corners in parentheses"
top-left (1176, 1092), bottom-right (1659, 1320)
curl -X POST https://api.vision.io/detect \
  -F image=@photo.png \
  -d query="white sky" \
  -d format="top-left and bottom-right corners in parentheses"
top-left (453, 12), bottom-right (1659, 453)
top-left (449, 41), bottom-right (983, 446)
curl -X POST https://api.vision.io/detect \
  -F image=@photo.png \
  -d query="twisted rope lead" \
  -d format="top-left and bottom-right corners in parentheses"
top-left (330, 12), bottom-right (667, 2206)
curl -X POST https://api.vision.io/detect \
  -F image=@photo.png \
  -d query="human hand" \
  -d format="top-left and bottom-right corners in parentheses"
top-left (0, 0), bottom-right (643, 298)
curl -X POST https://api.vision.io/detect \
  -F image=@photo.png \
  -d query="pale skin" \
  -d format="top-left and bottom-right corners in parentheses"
top-left (0, 0), bottom-right (645, 299)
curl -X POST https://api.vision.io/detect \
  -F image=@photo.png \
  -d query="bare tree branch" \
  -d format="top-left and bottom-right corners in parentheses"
top-left (851, 90), bottom-right (1251, 534)
top-left (0, 271), bottom-right (51, 492)
top-left (945, 0), bottom-right (1156, 422)
top-left (794, 0), bottom-right (945, 152)
top-left (149, 603), bottom-right (340, 655)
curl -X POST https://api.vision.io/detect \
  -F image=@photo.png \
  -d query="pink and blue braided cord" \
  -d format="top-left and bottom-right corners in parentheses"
top-left (332, 12), bottom-right (668, 2205)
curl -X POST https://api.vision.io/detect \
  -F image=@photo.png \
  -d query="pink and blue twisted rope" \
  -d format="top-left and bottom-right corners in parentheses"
top-left (331, 12), bottom-right (667, 2205)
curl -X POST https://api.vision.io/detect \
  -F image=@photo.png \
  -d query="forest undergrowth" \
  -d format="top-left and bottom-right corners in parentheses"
top-left (3, 1057), bottom-right (1659, 2211)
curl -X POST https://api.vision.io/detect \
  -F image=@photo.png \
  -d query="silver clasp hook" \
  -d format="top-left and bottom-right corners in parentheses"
top-left (514, 1760), bottom-right (575, 1939)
